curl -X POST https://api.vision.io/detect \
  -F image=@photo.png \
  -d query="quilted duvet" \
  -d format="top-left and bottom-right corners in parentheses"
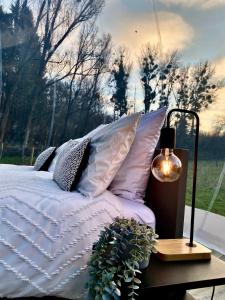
top-left (0, 164), bottom-right (122, 299)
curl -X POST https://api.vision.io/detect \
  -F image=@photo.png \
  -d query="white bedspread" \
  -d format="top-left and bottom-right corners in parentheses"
top-left (0, 164), bottom-right (122, 299)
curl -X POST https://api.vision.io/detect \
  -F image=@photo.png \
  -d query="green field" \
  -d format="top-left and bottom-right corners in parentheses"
top-left (186, 160), bottom-right (225, 217)
top-left (0, 156), bottom-right (31, 165)
top-left (0, 157), bottom-right (225, 216)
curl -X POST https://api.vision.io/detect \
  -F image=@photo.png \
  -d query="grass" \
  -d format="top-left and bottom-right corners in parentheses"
top-left (186, 160), bottom-right (225, 217)
top-left (0, 156), bottom-right (32, 165)
top-left (0, 156), bottom-right (225, 216)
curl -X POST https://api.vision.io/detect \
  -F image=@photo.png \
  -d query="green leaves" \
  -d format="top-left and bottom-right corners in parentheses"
top-left (128, 285), bottom-right (139, 290)
top-left (133, 278), bottom-right (141, 284)
top-left (87, 217), bottom-right (157, 300)
top-left (114, 288), bottom-right (121, 296)
top-left (124, 277), bottom-right (133, 283)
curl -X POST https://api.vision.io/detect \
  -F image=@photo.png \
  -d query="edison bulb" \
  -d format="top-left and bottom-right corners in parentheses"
top-left (151, 148), bottom-right (182, 182)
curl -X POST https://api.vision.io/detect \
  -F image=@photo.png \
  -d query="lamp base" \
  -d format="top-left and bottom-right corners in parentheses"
top-left (154, 238), bottom-right (212, 261)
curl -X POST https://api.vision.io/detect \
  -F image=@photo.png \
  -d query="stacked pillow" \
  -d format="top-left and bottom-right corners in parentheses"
top-left (77, 113), bottom-right (141, 197)
top-left (33, 108), bottom-right (166, 201)
top-left (109, 108), bottom-right (166, 202)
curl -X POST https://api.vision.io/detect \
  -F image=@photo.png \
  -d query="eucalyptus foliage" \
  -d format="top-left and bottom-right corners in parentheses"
top-left (87, 217), bottom-right (158, 300)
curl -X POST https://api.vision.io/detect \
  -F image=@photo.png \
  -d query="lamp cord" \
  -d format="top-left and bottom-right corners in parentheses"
top-left (211, 286), bottom-right (215, 300)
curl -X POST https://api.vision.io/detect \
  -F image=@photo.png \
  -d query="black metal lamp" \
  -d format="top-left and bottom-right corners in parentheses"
top-left (151, 108), bottom-right (211, 261)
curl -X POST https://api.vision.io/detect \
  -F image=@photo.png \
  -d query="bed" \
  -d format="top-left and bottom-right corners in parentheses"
top-left (0, 108), bottom-right (188, 299)
top-left (0, 164), bottom-right (151, 298)
top-left (0, 149), bottom-right (188, 299)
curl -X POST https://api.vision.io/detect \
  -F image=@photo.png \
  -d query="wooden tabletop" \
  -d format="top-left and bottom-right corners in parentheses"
top-left (139, 254), bottom-right (225, 292)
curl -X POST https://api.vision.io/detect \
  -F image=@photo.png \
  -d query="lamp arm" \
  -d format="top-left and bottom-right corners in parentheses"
top-left (167, 108), bottom-right (200, 247)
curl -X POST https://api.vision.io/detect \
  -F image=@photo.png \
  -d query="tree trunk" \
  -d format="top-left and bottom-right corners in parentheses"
top-left (60, 105), bottom-right (71, 143)
top-left (0, 29), bottom-right (2, 109)
top-left (190, 117), bottom-right (195, 135)
top-left (0, 104), bottom-right (10, 145)
top-left (22, 96), bottom-right (38, 159)
top-left (47, 82), bottom-right (56, 147)
top-left (0, 142), bottom-right (4, 160)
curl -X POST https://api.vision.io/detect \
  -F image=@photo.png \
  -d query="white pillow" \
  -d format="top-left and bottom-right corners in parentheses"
top-left (109, 108), bottom-right (167, 203)
top-left (77, 113), bottom-right (141, 197)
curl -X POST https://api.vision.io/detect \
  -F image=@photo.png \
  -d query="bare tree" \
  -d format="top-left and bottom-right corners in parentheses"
top-left (19, 0), bottom-right (105, 153)
top-left (140, 44), bottom-right (179, 112)
top-left (58, 24), bottom-right (111, 142)
top-left (176, 62), bottom-right (216, 111)
top-left (75, 32), bottom-right (111, 136)
top-left (109, 48), bottom-right (131, 119)
top-left (175, 62), bottom-right (217, 134)
top-left (213, 115), bottom-right (225, 136)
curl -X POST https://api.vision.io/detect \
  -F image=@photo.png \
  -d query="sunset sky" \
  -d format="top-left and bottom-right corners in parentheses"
top-left (1, 0), bottom-right (225, 132)
top-left (99, 0), bottom-right (225, 133)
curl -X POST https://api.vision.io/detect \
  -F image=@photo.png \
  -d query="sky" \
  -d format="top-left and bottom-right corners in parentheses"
top-left (1, 0), bottom-right (225, 132)
top-left (98, 0), bottom-right (225, 133)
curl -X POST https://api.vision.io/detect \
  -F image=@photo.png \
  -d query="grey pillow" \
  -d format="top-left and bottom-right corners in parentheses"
top-left (34, 147), bottom-right (56, 171)
top-left (53, 138), bottom-right (90, 191)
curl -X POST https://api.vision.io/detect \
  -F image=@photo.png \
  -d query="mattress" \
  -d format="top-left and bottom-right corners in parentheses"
top-left (0, 164), bottom-right (155, 299)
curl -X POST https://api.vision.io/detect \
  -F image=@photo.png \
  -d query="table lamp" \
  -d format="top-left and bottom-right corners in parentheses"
top-left (151, 108), bottom-right (211, 261)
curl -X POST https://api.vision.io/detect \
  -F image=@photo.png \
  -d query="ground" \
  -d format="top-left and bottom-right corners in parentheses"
top-left (0, 156), bottom-right (31, 165)
top-left (186, 160), bottom-right (225, 217)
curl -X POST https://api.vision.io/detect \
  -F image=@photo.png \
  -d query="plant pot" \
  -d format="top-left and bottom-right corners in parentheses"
top-left (139, 253), bottom-right (151, 269)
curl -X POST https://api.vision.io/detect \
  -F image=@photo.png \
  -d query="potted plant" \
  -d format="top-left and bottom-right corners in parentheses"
top-left (87, 217), bottom-right (158, 300)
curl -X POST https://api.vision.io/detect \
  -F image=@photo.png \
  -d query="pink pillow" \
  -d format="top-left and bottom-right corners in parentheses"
top-left (109, 108), bottom-right (166, 202)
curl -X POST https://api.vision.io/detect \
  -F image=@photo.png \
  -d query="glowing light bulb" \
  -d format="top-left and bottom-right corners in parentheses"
top-left (162, 158), bottom-right (171, 176)
top-left (151, 148), bottom-right (182, 182)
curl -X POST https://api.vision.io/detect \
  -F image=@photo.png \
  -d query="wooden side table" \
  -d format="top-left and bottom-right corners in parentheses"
top-left (138, 254), bottom-right (225, 300)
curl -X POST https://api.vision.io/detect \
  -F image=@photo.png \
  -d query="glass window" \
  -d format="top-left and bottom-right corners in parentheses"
top-left (0, 0), bottom-right (224, 252)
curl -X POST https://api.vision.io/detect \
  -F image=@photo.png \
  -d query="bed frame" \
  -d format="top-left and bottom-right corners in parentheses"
top-left (2, 149), bottom-right (188, 300)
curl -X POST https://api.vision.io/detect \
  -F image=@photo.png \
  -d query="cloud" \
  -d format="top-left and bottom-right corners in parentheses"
top-left (159, 0), bottom-right (225, 10)
top-left (99, 9), bottom-right (194, 59)
top-left (214, 56), bottom-right (225, 80)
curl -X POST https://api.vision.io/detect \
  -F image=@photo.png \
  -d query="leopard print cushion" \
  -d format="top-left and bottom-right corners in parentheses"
top-left (53, 138), bottom-right (90, 191)
top-left (34, 147), bottom-right (56, 171)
